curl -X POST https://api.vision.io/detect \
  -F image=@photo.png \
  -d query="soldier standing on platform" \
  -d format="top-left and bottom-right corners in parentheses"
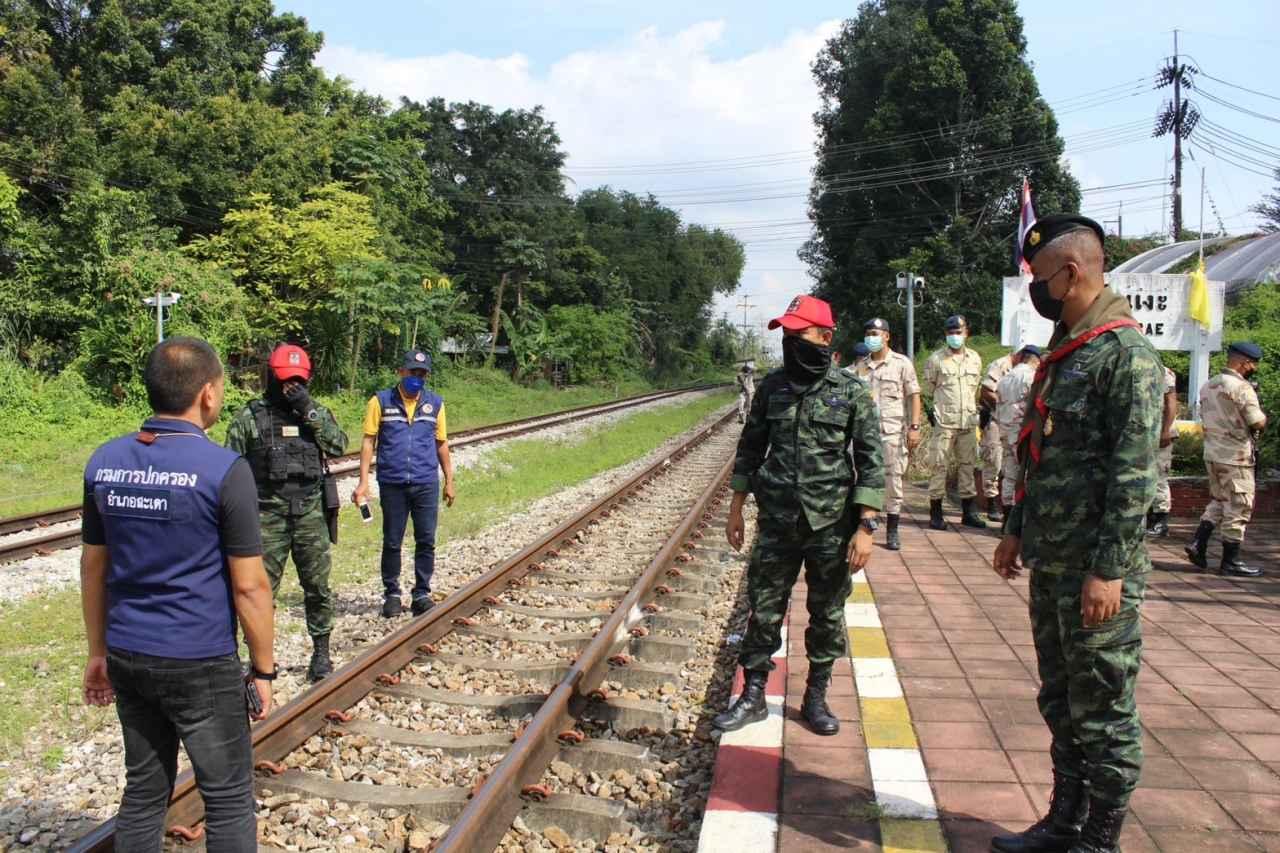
top-left (1146, 366), bottom-right (1179, 537)
top-left (979, 350), bottom-right (1016, 523)
top-left (715, 295), bottom-right (884, 737)
top-left (850, 318), bottom-right (922, 550)
top-left (994, 345), bottom-right (1041, 514)
top-left (226, 344), bottom-right (348, 682)
top-left (1185, 342), bottom-right (1267, 577)
top-left (992, 215), bottom-right (1163, 853)
top-left (923, 315), bottom-right (986, 530)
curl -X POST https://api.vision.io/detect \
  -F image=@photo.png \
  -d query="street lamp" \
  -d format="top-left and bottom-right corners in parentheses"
top-left (142, 291), bottom-right (181, 342)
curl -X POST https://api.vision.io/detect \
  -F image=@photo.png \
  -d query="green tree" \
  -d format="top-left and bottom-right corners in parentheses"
top-left (1252, 167), bottom-right (1280, 233)
top-left (803, 0), bottom-right (1080, 344)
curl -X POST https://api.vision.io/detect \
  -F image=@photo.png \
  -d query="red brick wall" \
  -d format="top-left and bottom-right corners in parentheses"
top-left (1170, 477), bottom-right (1280, 517)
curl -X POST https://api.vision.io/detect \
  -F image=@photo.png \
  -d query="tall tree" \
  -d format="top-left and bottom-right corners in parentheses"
top-left (803, 0), bottom-right (1080, 346)
top-left (1252, 167), bottom-right (1280, 233)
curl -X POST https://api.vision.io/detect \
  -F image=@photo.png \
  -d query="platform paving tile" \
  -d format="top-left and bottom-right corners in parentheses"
top-left (772, 502), bottom-right (1280, 853)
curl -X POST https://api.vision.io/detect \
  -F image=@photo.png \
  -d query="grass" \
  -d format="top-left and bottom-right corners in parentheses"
top-left (0, 365), bottom-right (671, 518)
top-left (0, 391), bottom-right (732, 771)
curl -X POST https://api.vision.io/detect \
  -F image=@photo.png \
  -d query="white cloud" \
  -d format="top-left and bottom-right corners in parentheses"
top-left (318, 19), bottom-right (840, 339)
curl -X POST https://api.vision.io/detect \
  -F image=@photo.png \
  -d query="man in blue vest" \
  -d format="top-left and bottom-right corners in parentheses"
top-left (353, 349), bottom-right (456, 618)
top-left (79, 337), bottom-right (276, 851)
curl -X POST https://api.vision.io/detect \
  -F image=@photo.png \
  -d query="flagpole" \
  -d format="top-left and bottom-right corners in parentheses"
top-left (1199, 166), bottom-right (1206, 261)
top-left (1191, 166), bottom-right (1208, 420)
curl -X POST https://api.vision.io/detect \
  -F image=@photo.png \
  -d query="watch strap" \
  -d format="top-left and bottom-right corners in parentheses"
top-left (251, 664), bottom-right (278, 681)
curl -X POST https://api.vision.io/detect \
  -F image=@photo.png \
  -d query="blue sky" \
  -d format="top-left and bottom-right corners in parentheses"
top-left (279, 0), bottom-right (1280, 339)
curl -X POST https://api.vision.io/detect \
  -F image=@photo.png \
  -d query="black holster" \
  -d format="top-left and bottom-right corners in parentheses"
top-left (323, 474), bottom-right (340, 545)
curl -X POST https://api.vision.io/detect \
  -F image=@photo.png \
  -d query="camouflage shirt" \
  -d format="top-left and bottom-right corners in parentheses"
top-left (731, 365), bottom-right (885, 530)
top-left (225, 400), bottom-right (349, 512)
top-left (1200, 368), bottom-right (1265, 466)
top-left (1006, 289), bottom-right (1164, 580)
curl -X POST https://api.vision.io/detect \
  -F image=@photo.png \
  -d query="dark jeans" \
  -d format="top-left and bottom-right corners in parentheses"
top-left (379, 480), bottom-right (439, 601)
top-left (106, 649), bottom-right (256, 852)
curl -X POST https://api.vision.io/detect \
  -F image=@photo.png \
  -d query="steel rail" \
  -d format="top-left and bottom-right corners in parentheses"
top-left (436, 451), bottom-right (734, 852)
top-left (68, 410), bottom-right (734, 852)
top-left (0, 384), bottom-right (726, 564)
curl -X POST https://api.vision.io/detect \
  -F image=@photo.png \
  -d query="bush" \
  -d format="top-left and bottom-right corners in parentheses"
top-left (546, 305), bottom-right (635, 384)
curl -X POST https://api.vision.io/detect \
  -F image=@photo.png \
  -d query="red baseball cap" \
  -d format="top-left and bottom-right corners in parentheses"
top-left (768, 295), bottom-right (836, 331)
top-left (268, 344), bottom-right (312, 382)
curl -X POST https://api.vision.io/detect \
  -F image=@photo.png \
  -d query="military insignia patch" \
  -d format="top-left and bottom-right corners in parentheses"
top-left (1029, 230), bottom-right (1041, 246)
top-left (423, 403), bottom-right (434, 415)
top-left (288, 351), bottom-right (300, 365)
top-left (415, 352), bottom-right (427, 363)
top-left (786, 296), bottom-right (802, 313)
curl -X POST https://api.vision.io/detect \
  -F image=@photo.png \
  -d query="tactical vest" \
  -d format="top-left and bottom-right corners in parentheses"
top-left (245, 400), bottom-right (324, 496)
top-left (85, 418), bottom-right (241, 659)
top-left (375, 386), bottom-right (442, 485)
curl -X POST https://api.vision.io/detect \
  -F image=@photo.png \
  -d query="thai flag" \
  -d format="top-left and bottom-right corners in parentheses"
top-left (1014, 177), bottom-right (1037, 275)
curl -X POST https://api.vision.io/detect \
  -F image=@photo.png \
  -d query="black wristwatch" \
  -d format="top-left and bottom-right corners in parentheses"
top-left (859, 517), bottom-right (879, 534)
top-left (251, 664), bottom-right (279, 681)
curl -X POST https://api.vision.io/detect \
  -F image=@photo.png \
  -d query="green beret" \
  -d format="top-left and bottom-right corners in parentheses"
top-left (1022, 214), bottom-right (1106, 263)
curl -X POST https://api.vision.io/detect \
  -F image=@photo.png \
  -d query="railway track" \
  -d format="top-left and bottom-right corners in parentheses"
top-left (70, 408), bottom-right (740, 852)
top-left (0, 384), bottom-right (724, 564)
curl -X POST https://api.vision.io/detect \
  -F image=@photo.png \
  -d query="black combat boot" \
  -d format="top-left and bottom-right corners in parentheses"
top-left (1145, 511), bottom-right (1169, 537)
top-left (987, 500), bottom-right (1004, 523)
top-left (1183, 521), bottom-right (1214, 569)
top-left (1221, 540), bottom-right (1262, 577)
top-left (713, 670), bottom-right (769, 732)
top-left (307, 633), bottom-right (333, 682)
top-left (990, 771), bottom-right (1088, 853)
top-left (800, 670), bottom-right (840, 736)
top-left (961, 498), bottom-right (988, 529)
top-left (929, 499), bottom-right (946, 530)
top-left (1065, 799), bottom-right (1127, 853)
top-left (885, 514), bottom-right (901, 550)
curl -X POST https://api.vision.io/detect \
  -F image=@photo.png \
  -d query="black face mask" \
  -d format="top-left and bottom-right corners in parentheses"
top-left (782, 335), bottom-right (832, 385)
top-left (1029, 265), bottom-right (1070, 322)
top-left (265, 374), bottom-right (292, 409)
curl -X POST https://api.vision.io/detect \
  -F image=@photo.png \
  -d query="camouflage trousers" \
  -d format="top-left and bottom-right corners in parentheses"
top-left (737, 390), bottom-right (753, 422)
top-left (979, 422), bottom-right (1003, 499)
top-left (1151, 444), bottom-right (1173, 514)
top-left (1031, 570), bottom-right (1147, 808)
top-left (927, 426), bottom-right (977, 499)
top-left (1201, 461), bottom-right (1255, 542)
top-left (262, 505), bottom-right (334, 639)
top-left (738, 510), bottom-right (854, 675)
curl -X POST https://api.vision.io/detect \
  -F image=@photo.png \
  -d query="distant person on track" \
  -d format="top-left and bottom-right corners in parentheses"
top-left (353, 349), bottom-right (456, 618)
top-left (735, 361), bottom-right (755, 424)
top-left (226, 343), bottom-right (348, 682)
top-left (1185, 342), bottom-right (1267, 576)
top-left (848, 318), bottom-right (921, 551)
top-left (79, 336), bottom-right (275, 852)
top-left (717, 295), bottom-right (884, 737)
top-left (992, 215), bottom-right (1163, 853)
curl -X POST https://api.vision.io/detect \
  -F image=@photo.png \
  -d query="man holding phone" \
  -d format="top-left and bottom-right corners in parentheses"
top-left (81, 337), bottom-right (275, 851)
top-left (226, 343), bottom-right (348, 682)
top-left (353, 350), bottom-right (456, 618)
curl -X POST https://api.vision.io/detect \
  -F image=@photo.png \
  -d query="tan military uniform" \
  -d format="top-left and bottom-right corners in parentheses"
top-left (853, 351), bottom-right (921, 515)
top-left (979, 354), bottom-right (1015, 500)
top-left (995, 361), bottom-right (1037, 506)
top-left (923, 346), bottom-right (983, 499)
top-left (1152, 367), bottom-right (1177, 514)
top-left (1199, 367), bottom-right (1265, 541)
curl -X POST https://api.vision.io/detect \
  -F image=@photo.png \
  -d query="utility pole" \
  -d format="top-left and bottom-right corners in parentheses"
top-left (735, 294), bottom-right (756, 360)
top-left (142, 291), bottom-right (181, 343)
top-left (1155, 30), bottom-right (1199, 241)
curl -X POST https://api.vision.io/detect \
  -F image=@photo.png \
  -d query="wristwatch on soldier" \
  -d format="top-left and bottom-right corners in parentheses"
top-left (251, 663), bottom-right (279, 681)
top-left (858, 516), bottom-right (879, 534)
top-left (908, 424), bottom-right (920, 432)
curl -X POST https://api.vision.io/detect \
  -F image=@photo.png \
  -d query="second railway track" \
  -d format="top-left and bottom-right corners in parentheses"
top-left (72, 408), bottom-right (744, 852)
top-left (0, 384), bottom-right (724, 564)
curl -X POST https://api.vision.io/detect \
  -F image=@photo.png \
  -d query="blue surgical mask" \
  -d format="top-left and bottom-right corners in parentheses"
top-left (863, 335), bottom-right (884, 353)
top-left (401, 375), bottom-right (425, 396)
top-left (946, 334), bottom-right (965, 350)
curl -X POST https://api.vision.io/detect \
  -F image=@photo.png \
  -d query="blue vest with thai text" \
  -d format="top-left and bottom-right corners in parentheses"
top-left (86, 418), bottom-right (239, 659)
top-left (375, 387), bottom-right (443, 485)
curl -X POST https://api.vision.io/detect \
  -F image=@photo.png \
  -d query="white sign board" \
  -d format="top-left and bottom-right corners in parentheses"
top-left (1001, 273), bottom-right (1225, 352)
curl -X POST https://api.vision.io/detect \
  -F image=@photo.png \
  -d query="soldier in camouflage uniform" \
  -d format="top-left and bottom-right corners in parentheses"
top-left (992, 216), bottom-right (1163, 853)
top-left (1185, 342), bottom-right (1267, 577)
top-left (1145, 366), bottom-right (1179, 537)
top-left (715, 295), bottom-right (884, 737)
top-left (226, 344), bottom-right (349, 681)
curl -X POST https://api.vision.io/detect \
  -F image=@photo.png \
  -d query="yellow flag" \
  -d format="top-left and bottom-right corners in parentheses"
top-left (1187, 257), bottom-right (1211, 330)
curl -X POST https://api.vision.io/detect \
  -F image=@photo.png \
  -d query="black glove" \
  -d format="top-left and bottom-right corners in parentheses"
top-left (979, 406), bottom-right (992, 429)
top-left (282, 382), bottom-right (317, 421)
top-left (927, 408), bottom-right (937, 428)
